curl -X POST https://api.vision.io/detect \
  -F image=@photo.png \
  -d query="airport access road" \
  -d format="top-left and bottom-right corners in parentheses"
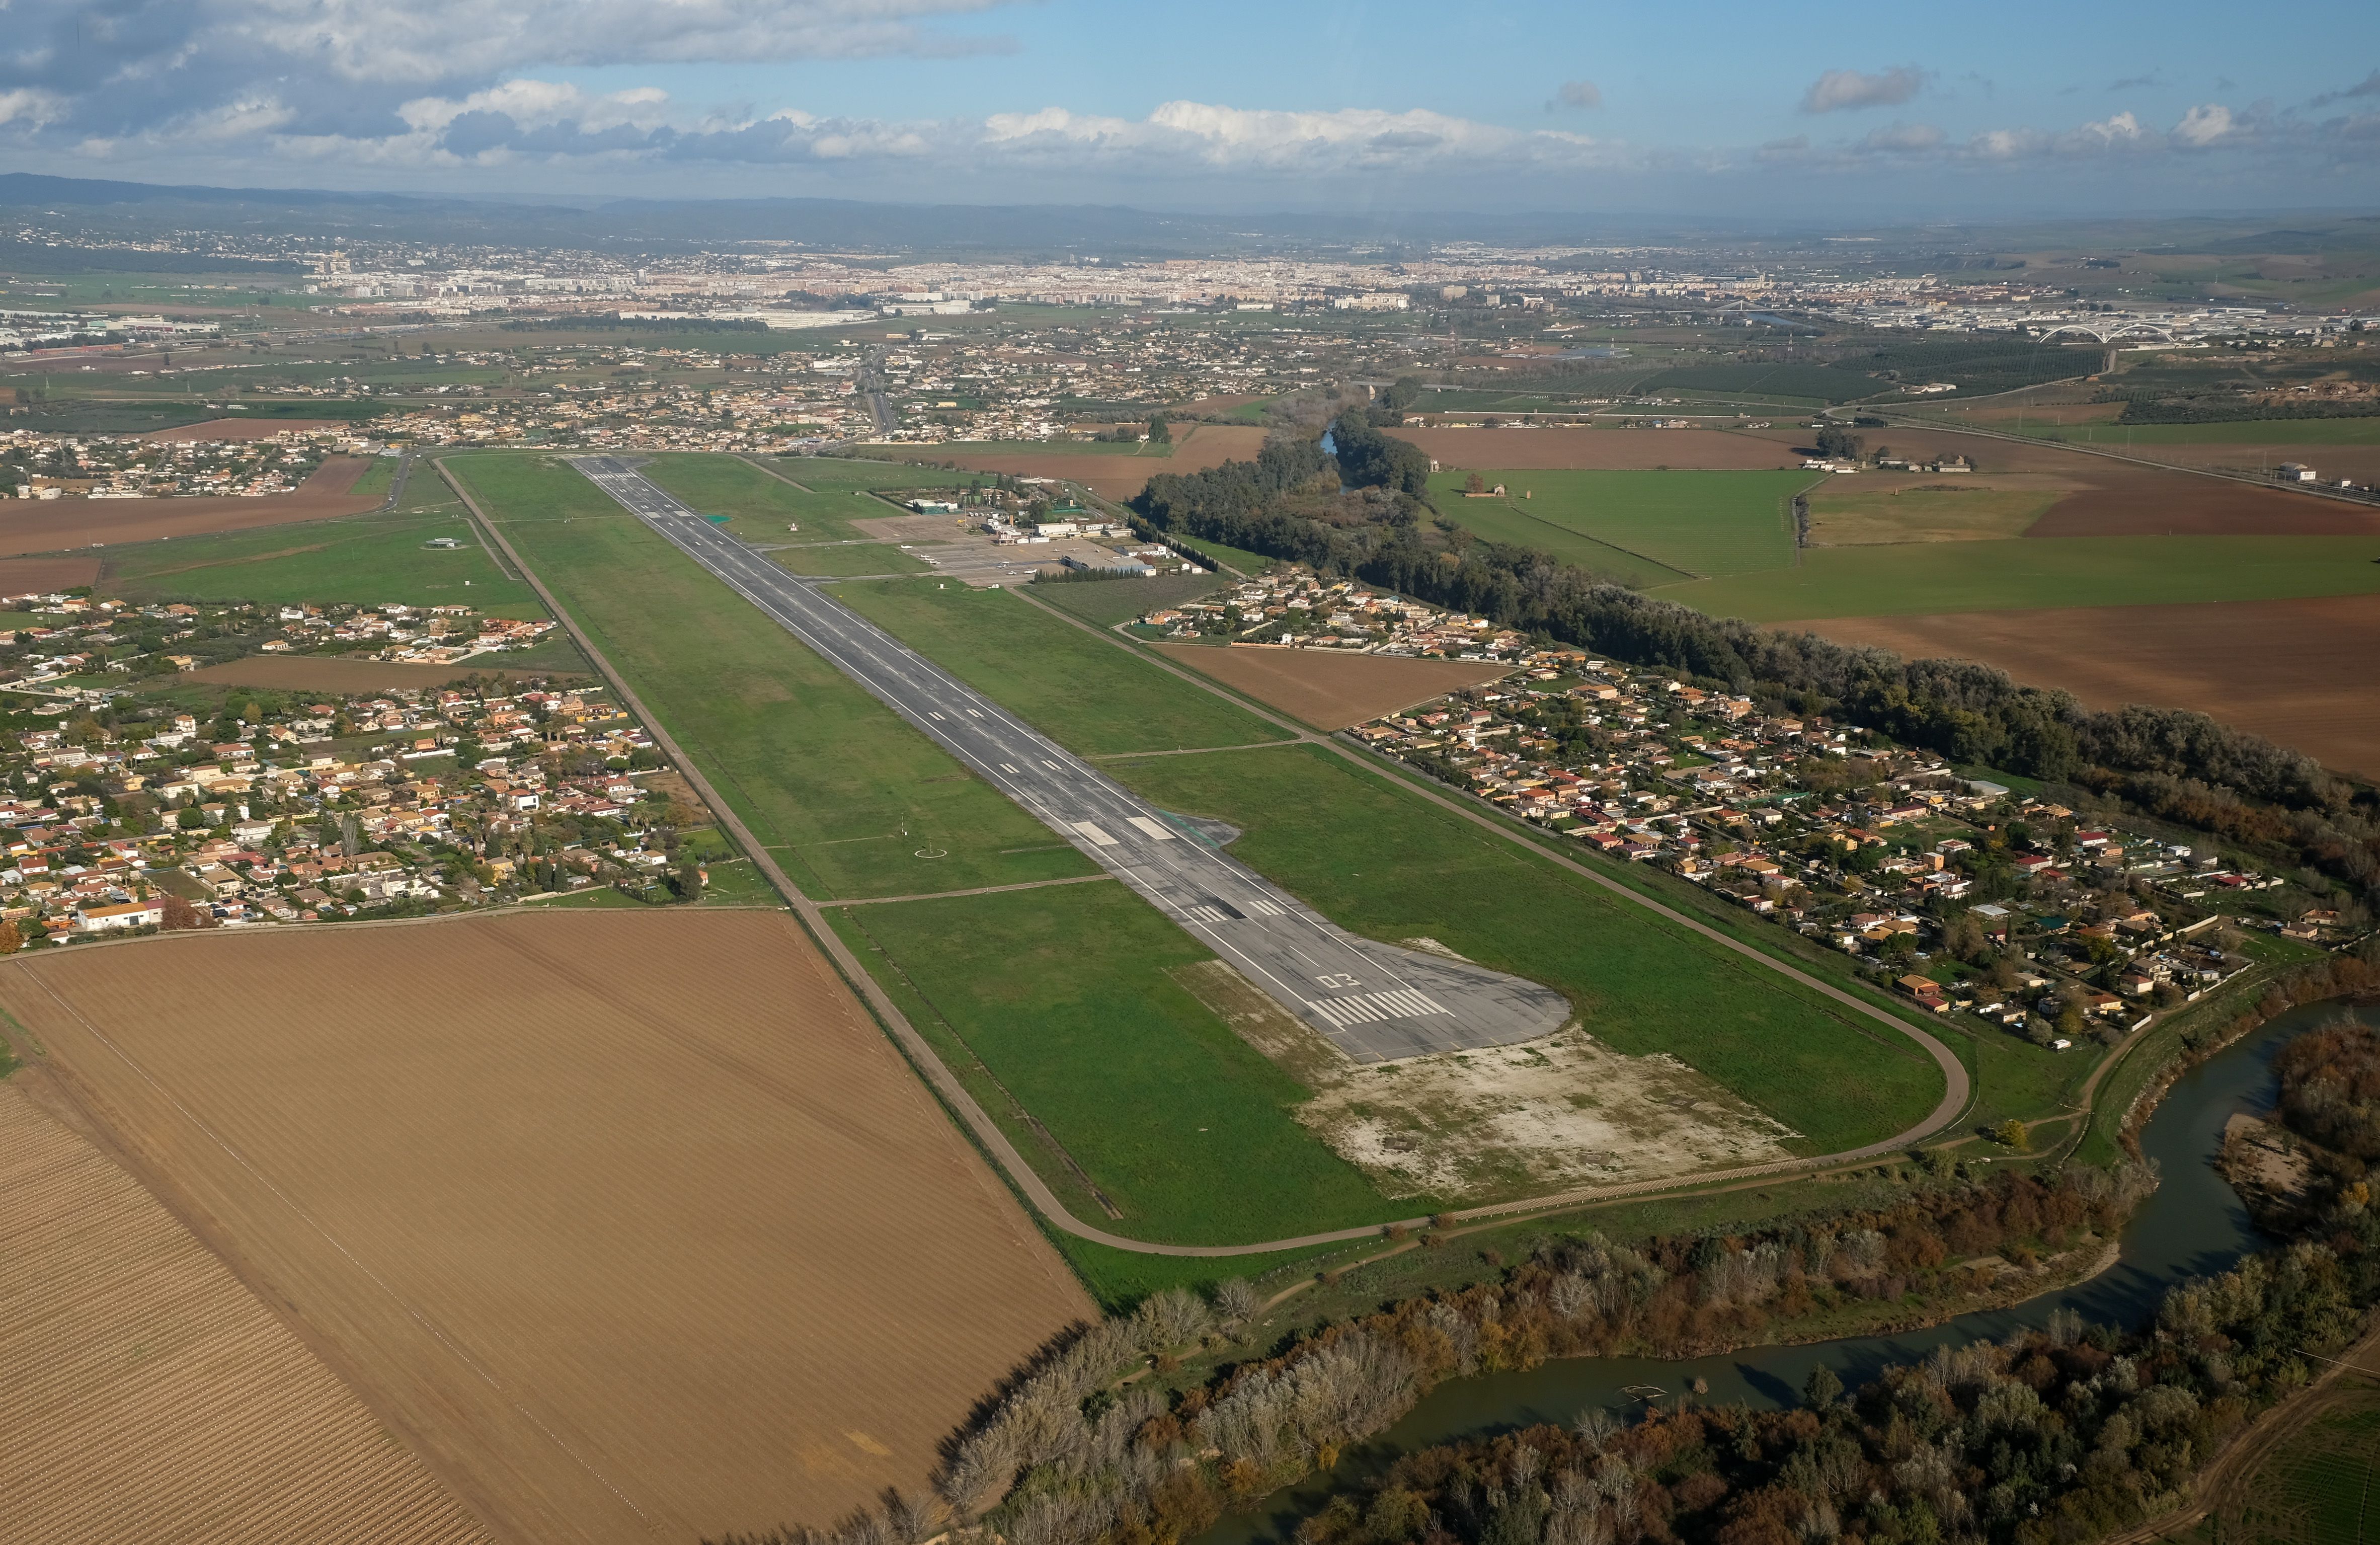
top-left (568, 455), bottom-right (1571, 1064)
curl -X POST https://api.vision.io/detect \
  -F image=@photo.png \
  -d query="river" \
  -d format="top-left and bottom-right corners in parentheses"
top-left (1202, 997), bottom-right (2380, 1545)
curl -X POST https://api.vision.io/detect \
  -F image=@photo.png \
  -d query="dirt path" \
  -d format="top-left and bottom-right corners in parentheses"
top-left (734, 452), bottom-right (815, 493)
top-left (816, 873), bottom-right (1118, 907)
top-left (2102, 1319), bottom-right (2380, 1544)
top-left (445, 455), bottom-right (1972, 1259)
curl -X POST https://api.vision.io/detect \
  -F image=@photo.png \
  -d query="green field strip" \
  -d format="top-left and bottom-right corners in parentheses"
top-left (1430, 469), bottom-right (1816, 579)
top-left (447, 454), bottom-right (1097, 899)
top-left (1658, 532), bottom-right (2380, 623)
top-left (834, 578), bottom-right (1281, 757)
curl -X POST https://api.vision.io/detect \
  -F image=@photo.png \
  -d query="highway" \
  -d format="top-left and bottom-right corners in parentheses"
top-left (568, 455), bottom-right (1571, 1064)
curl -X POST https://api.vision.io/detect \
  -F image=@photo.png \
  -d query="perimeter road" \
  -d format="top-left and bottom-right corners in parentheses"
top-left (439, 455), bottom-right (1971, 1258)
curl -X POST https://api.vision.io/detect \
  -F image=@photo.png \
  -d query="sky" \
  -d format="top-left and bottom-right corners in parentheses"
top-left (2, 0), bottom-right (2376, 218)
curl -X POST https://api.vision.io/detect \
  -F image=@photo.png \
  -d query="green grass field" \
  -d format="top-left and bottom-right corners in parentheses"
top-left (1027, 569), bottom-right (1224, 627)
top-left (347, 457), bottom-right (398, 498)
top-left (1659, 532), bottom-right (2380, 622)
top-left (446, 453), bottom-right (1097, 899)
top-left (1107, 744), bottom-right (1945, 1154)
top-left (774, 456), bottom-right (976, 493)
top-left (836, 579), bottom-right (1280, 755)
top-left (1437, 496), bottom-right (1692, 585)
top-left (2190, 1383), bottom-right (2380, 1544)
top-left (98, 507), bottom-right (545, 614)
top-left (831, 882), bottom-right (1395, 1249)
top-left (1431, 470), bottom-right (1819, 578)
top-left (769, 542), bottom-right (931, 577)
top-left (2041, 417), bottom-right (2380, 446)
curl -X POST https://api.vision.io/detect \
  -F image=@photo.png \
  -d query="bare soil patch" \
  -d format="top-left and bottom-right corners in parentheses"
top-left (915, 425), bottom-right (1270, 500)
top-left (0, 1076), bottom-right (495, 1545)
top-left (2098, 440), bottom-right (2380, 487)
top-left (1154, 643), bottom-right (1514, 730)
top-left (0, 458), bottom-right (379, 557)
top-left (1171, 960), bottom-right (1794, 1199)
top-left (186, 656), bottom-right (585, 692)
top-left (1779, 592), bottom-right (2380, 779)
top-left (0, 909), bottom-right (1090, 1545)
top-left (142, 416), bottom-right (354, 442)
top-left (1392, 427), bottom-right (1802, 471)
top-left (0, 554), bottom-right (103, 594)
top-left (2022, 467), bottom-right (2380, 538)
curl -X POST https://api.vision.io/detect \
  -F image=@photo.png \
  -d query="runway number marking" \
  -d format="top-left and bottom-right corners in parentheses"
top-left (1314, 973), bottom-right (1362, 990)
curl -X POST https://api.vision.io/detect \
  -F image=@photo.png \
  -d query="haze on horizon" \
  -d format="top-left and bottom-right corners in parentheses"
top-left (0, 0), bottom-right (2374, 220)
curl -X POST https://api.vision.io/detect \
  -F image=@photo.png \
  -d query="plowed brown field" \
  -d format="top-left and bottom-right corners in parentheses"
top-left (0, 1076), bottom-right (495, 1545)
top-left (1155, 643), bottom-right (1514, 729)
top-left (143, 417), bottom-right (353, 442)
top-left (187, 656), bottom-right (585, 692)
top-left (1391, 427), bottom-right (1802, 471)
top-left (0, 458), bottom-right (379, 557)
top-left (1737, 426), bottom-right (2365, 535)
top-left (0, 554), bottom-right (103, 594)
top-left (0, 910), bottom-right (1090, 1545)
top-left (918, 424), bottom-right (1269, 499)
top-left (1780, 592), bottom-right (2380, 778)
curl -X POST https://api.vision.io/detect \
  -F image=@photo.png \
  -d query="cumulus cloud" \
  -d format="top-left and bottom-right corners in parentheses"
top-left (0, 0), bottom-right (1019, 150)
top-left (1551, 80), bottom-right (1602, 111)
top-left (1801, 65), bottom-right (1927, 114)
top-left (2173, 102), bottom-right (2235, 145)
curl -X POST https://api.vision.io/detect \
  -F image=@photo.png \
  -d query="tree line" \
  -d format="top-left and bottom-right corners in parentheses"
top-left (1131, 437), bottom-right (2380, 899)
top-left (711, 1162), bottom-right (2157, 1545)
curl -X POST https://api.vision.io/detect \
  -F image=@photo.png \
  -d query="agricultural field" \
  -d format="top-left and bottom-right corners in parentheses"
top-left (1801, 476), bottom-right (2075, 546)
top-left (185, 655), bottom-right (586, 693)
top-left (856, 424), bottom-right (1268, 500)
top-left (1151, 643), bottom-right (1516, 730)
top-left (1103, 744), bottom-right (1947, 1157)
top-left (0, 554), bottom-right (101, 592)
top-left (0, 1077), bottom-right (495, 1545)
top-left (2037, 416), bottom-right (2380, 447)
top-left (1391, 426), bottom-right (1804, 471)
top-left (1432, 468), bottom-right (1818, 578)
top-left (1438, 495), bottom-right (1692, 585)
top-left (448, 452), bottom-right (1095, 899)
top-left (0, 457), bottom-right (381, 557)
top-left (1779, 592), bottom-right (2380, 780)
top-left (836, 579), bottom-right (1280, 754)
top-left (0, 910), bottom-right (1089, 1545)
top-left (99, 503), bottom-right (544, 613)
top-left (2184, 1377), bottom-right (2380, 1544)
top-left (1026, 568), bottom-right (1224, 626)
top-left (1664, 532), bottom-right (2380, 623)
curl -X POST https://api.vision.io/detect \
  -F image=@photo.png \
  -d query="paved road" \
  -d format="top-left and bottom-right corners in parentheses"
top-left (568, 455), bottom-right (1570, 1063)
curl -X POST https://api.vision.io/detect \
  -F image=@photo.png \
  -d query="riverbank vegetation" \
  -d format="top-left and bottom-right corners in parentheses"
top-left (713, 1162), bottom-right (2156, 1545)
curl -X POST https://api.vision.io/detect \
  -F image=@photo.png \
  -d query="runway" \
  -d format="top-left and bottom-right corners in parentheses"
top-left (568, 456), bottom-right (1571, 1064)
